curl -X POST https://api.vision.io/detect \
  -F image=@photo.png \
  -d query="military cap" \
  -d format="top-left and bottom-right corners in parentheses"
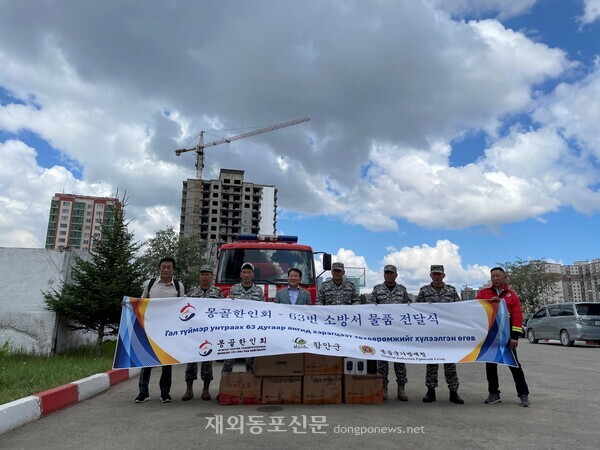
top-left (199, 264), bottom-right (213, 273)
top-left (384, 264), bottom-right (397, 273)
top-left (430, 265), bottom-right (445, 274)
top-left (241, 262), bottom-right (255, 271)
top-left (331, 262), bottom-right (345, 271)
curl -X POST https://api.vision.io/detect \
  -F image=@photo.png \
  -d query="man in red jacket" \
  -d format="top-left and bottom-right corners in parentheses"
top-left (477, 267), bottom-right (531, 407)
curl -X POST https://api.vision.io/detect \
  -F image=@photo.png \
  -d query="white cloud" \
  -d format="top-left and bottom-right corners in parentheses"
top-left (580, 0), bottom-right (600, 25)
top-left (0, 0), bottom-right (595, 252)
top-left (316, 242), bottom-right (490, 294)
top-left (382, 239), bottom-right (490, 292)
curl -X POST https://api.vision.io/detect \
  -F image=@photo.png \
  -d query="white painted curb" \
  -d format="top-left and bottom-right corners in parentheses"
top-left (0, 369), bottom-right (139, 435)
top-left (74, 374), bottom-right (110, 401)
top-left (0, 396), bottom-right (41, 435)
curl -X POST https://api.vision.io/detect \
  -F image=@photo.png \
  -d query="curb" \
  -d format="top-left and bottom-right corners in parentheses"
top-left (0, 368), bottom-right (140, 435)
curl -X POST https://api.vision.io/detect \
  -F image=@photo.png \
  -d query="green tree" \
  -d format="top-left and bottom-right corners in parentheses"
top-left (499, 258), bottom-right (560, 313)
top-left (44, 197), bottom-right (144, 356)
top-left (138, 226), bottom-right (208, 291)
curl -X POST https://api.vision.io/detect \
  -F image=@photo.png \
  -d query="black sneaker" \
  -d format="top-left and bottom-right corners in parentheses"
top-left (160, 394), bottom-right (172, 403)
top-left (134, 393), bottom-right (149, 403)
top-left (484, 392), bottom-right (501, 404)
top-left (519, 395), bottom-right (531, 407)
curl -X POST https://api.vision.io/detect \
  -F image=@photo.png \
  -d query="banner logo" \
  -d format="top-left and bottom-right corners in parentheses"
top-left (293, 337), bottom-right (308, 349)
top-left (198, 340), bottom-right (213, 357)
top-left (360, 345), bottom-right (376, 355)
top-left (179, 303), bottom-right (196, 321)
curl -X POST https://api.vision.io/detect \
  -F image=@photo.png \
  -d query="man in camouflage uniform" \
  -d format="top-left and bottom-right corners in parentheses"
top-left (182, 264), bottom-right (223, 402)
top-left (371, 264), bottom-right (410, 401)
top-left (316, 262), bottom-right (359, 305)
top-left (222, 262), bottom-right (264, 373)
top-left (416, 264), bottom-right (464, 404)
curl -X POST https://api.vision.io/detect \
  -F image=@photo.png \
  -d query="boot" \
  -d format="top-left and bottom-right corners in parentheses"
top-left (181, 380), bottom-right (194, 401)
top-left (423, 388), bottom-right (436, 403)
top-left (397, 384), bottom-right (408, 401)
top-left (449, 390), bottom-right (464, 404)
top-left (383, 384), bottom-right (388, 401)
top-left (201, 380), bottom-right (211, 401)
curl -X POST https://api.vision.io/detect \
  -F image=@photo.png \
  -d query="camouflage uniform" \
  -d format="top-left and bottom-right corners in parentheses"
top-left (371, 282), bottom-right (410, 386)
top-left (184, 284), bottom-right (223, 382)
top-left (228, 283), bottom-right (265, 302)
top-left (416, 283), bottom-right (461, 391)
top-left (316, 279), bottom-right (359, 305)
top-left (222, 282), bottom-right (264, 373)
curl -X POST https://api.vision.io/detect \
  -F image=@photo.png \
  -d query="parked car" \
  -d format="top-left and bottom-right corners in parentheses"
top-left (526, 302), bottom-right (600, 346)
top-left (520, 313), bottom-right (532, 338)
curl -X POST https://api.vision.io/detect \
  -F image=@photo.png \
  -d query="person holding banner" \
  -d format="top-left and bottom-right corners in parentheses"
top-left (274, 268), bottom-right (312, 305)
top-left (416, 265), bottom-right (464, 404)
top-left (478, 267), bottom-right (531, 407)
top-left (181, 264), bottom-right (223, 402)
top-left (135, 257), bottom-right (185, 404)
top-left (371, 264), bottom-right (411, 401)
top-left (222, 262), bottom-right (264, 373)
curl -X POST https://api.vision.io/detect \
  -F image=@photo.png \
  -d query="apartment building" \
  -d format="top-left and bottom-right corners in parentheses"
top-left (45, 193), bottom-right (119, 251)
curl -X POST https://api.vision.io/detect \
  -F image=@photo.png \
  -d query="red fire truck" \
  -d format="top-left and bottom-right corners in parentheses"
top-left (214, 234), bottom-right (331, 303)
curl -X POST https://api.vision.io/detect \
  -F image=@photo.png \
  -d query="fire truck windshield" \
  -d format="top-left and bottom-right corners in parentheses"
top-left (216, 249), bottom-right (315, 285)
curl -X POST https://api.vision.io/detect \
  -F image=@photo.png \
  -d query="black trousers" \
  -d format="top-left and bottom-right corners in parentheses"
top-left (138, 366), bottom-right (172, 396)
top-left (486, 348), bottom-right (529, 397)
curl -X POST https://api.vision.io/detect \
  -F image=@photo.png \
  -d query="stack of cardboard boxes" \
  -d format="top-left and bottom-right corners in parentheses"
top-left (219, 354), bottom-right (383, 405)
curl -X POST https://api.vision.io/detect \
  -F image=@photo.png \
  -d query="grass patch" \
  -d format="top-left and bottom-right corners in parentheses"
top-left (0, 341), bottom-right (116, 406)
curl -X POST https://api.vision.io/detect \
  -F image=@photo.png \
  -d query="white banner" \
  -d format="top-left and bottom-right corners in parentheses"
top-left (114, 297), bottom-right (517, 368)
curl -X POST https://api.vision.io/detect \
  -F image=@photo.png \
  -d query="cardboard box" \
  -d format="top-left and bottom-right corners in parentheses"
top-left (218, 373), bottom-right (262, 405)
top-left (261, 376), bottom-right (302, 404)
top-left (254, 354), bottom-right (304, 376)
top-left (343, 375), bottom-right (384, 404)
top-left (304, 353), bottom-right (344, 375)
top-left (302, 375), bottom-right (342, 404)
top-left (344, 358), bottom-right (377, 374)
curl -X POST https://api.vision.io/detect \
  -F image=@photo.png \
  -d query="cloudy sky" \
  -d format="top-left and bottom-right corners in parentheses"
top-left (1, 0), bottom-right (600, 293)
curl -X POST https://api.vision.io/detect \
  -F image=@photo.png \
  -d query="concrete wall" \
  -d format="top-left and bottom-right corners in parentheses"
top-left (0, 248), bottom-right (96, 355)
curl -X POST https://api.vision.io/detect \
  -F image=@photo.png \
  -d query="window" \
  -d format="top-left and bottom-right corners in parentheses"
top-left (548, 306), bottom-right (561, 317)
top-left (559, 304), bottom-right (574, 316)
top-left (59, 231), bottom-right (67, 235)
top-left (60, 223), bottom-right (68, 228)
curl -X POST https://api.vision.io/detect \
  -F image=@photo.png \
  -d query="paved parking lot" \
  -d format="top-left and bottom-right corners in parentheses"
top-left (1, 341), bottom-right (599, 449)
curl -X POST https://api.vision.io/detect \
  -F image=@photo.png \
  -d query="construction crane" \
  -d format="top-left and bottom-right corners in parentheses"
top-left (175, 116), bottom-right (310, 247)
top-left (175, 116), bottom-right (310, 180)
